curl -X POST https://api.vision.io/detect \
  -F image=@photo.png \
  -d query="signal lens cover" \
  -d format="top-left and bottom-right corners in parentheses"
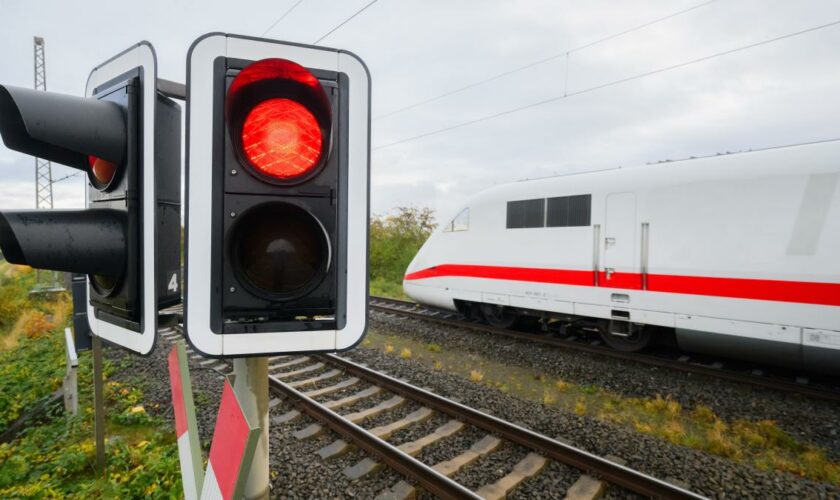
top-left (88, 155), bottom-right (118, 189)
top-left (241, 98), bottom-right (323, 180)
top-left (232, 203), bottom-right (330, 297)
top-left (90, 273), bottom-right (119, 296)
top-left (226, 58), bottom-right (332, 183)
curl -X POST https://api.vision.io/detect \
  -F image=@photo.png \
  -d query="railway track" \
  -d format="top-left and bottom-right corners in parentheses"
top-left (160, 322), bottom-right (705, 499)
top-left (269, 353), bottom-right (705, 499)
top-left (369, 296), bottom-right (840, 403)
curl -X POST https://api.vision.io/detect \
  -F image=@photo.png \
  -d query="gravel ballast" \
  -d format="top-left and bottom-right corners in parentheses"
top-left (104, 319), bottom-right (840, 499)
top-left (344, 343), bottom-right (839, 498)
top-left (370, 310), bottom-right (840, 460)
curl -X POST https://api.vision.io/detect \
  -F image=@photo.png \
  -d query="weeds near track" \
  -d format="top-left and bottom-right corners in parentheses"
top-left (0, 261), bottom-right (182, 496)
top-left (365, 328), bottom-right (840, 485)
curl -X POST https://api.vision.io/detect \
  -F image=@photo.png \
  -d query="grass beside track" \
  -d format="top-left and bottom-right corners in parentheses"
top-left (363, 329), bottom-right (840, 485)
top-left (370, 276), bottom-right (409, 301)
top-left (0, 262), bottom-right (182, 497)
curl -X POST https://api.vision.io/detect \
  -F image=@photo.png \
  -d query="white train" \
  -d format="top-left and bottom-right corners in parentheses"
top-left (403, 140), bottom-right (840, 374)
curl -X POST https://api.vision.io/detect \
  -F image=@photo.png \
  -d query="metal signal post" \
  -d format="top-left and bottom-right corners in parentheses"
top-left (184, 33), bottom-right (371, 498)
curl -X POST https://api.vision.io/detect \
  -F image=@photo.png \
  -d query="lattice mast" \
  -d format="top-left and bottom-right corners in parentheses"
top-left (33, 36), bottom-right (54, 210)
top-left (32, 37), bottom-right (60, 291)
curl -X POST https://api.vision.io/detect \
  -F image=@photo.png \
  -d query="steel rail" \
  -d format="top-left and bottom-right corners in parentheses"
top-left (267, 374), bottom-right (482, 499)
top-left (370, 297), bottom-right (840, 403)
top-left (168, 317), bottom-right (704, 497)
top-left (320, 353), bottom-right (707, 500)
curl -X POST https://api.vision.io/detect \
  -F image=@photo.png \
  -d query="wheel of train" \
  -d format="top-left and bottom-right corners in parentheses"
top-left (479, 303), bottom-right (518, 329)
top-left (599, 320), bottom-right (653, 352)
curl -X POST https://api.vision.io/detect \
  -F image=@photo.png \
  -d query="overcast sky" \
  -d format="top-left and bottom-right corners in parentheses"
top-left (1, 0), bottom-right (839, 224)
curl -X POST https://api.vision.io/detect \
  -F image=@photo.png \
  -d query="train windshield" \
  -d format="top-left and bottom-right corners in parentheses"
top-left (444, 207), bottom-right (469, 232)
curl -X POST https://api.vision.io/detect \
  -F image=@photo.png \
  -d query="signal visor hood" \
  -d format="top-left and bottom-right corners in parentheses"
top-left (0, 209), bottom-right (126, 276)
top-left (0, 85), bottom-right (126, 170)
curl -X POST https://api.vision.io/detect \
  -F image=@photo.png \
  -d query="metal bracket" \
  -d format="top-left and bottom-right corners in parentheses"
top-left (157, 78), bottom-right (186, 100)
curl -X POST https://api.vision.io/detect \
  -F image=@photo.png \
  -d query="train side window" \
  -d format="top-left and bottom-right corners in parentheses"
top-left (547, 194), bottom-right (591, 227)
top-left (507, 198), bottom-right (544, 228)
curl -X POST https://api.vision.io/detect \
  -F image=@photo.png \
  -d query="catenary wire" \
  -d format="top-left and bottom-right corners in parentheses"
top-left (570, 0), bottom-right (719, 53)
top-left (51, 171), bottom-right (83, 183)
top-left (374, 19), bottom-right (840, 151)
top-left (313, 0), bottom-right (378, 44)
top-left (262, 0), bottom-right (306, 36)
top-left (375, 0), bottom-right (721, 119)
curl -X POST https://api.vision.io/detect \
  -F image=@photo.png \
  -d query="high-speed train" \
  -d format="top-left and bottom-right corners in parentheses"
top-left (403, 140), bottom-right (840, 374)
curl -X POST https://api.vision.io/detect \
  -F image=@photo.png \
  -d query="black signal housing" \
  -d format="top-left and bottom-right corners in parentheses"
top-left (208, 56), bottom-right (350, 334)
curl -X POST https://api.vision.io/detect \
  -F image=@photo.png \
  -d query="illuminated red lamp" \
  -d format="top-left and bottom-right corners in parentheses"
top-left (241, 98), bottom-right (322, 180)
top-left (226, 58), bottom-right (331, 182)
top-left (88, 155), bottom-right (117, 189)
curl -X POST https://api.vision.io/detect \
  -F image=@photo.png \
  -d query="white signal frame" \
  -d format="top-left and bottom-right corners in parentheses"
top-left (185, 33), bottom-right (371, 357)
top-left (85, 42), bottom-right (159, 355)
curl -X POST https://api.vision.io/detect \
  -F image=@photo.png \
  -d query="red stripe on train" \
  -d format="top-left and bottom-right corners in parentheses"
top-left (403, 264), bottom-right (840, 306)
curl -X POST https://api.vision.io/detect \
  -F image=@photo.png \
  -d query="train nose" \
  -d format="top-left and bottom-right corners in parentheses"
top-left (403, 254), bottom-right (420, 278)
top-left (403, 235), bottom-right (430, 279)
top-left (402, 243), bottom-right (428, 301)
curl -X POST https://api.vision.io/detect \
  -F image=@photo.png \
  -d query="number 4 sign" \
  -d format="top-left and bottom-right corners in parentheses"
top-left (168, 272), bottom-right (179, 293)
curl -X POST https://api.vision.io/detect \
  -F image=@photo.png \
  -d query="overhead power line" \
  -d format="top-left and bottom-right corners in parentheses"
top-left (313, 0), bottom-right (378, 44)
top-left (262, 0), bottom-right (306, 36)
top-left (51, 171), bottom-right (83, 184)
top-left (374, 19), bottom-right (840, 151)
top-left (375, 0), bottom-right (720, 119)
top-left (570, 0), bottom-right (719, 53)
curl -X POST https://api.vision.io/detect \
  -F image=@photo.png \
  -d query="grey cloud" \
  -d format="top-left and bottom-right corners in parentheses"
top-left (1, 0), bottom-right (838, 220)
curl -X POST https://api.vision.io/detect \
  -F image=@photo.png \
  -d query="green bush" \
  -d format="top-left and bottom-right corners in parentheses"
top-left (0, 336), bottom-right (182, 497)
top-left (0, 416), bottom-right (181, 497)
top-left (0, 263), bottom-right (68, 431)
top-left (0, 331), bottom-right (65, 432)
top-left (0, 264), bottom-right (34, 330)
top-left (370, 206), bottom-right (436, 298)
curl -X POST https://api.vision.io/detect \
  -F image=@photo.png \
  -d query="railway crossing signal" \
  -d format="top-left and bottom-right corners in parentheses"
top-left (0, 42), bottom-right (180, 355)
top-left (184, 33), bottom-right (371, 357)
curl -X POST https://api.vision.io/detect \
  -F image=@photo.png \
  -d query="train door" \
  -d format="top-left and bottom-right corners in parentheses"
top-left (603, 192), bottom-right (639, 288)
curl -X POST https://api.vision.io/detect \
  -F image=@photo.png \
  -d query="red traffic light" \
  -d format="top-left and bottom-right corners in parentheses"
top-left (241, 98), bottom-right (322, 180)
top-left (88, 155), bottom-right (118, 190)
top-left (185, 33), bottom-right (372, 357)
top-left (226, 58), bottom-right (331, 183)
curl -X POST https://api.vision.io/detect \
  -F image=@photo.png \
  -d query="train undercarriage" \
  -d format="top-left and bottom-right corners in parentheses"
top-left (454, 299), bottom-right (658, 352)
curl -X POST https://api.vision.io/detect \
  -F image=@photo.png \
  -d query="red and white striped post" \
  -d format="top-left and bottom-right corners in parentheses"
top-left (201, 379), bottom-right (261, 500)
top-left (168, 343), bottom-right (204, 499)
